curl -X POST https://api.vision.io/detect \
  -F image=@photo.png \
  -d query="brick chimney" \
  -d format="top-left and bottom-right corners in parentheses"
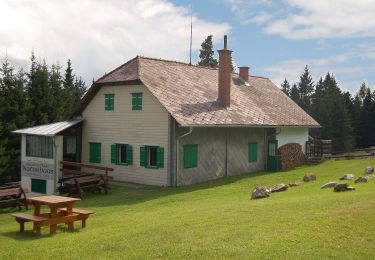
top-left (218, 35), bottom-right (232, 107)
top-left (238, 66), bottom-right (249, 82)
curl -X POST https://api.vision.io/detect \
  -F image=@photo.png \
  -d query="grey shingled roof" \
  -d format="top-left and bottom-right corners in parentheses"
top-left (77, 56), bottom-right (319, 127)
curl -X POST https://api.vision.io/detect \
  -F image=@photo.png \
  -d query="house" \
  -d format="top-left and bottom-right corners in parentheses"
top-left (13, 36), bottom-right (319, 194)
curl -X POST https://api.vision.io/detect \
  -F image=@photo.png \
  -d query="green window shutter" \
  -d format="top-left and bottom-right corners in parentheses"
top-left (191, 145), bottom-right (198, 167)
top-left (140, 146), bottom-right (146, 166)
top-left (156, 147), bottom-right (164, 168)
top-left (248, 143), bottom-right (258, 162)
top-left (183, 145), bottom-right (198, 168)
top-left (105, 95), bottom-right (109, 110)
top-left (90, 143), bottom-right (101, 163)
top-left (183, 145), bottom-right (190, 168)
top-left (132, 93), bottom-right (143, 110)
top-left (105, 94), bottom-right (114, 111)
top-left (111, 144), bottom-right (117, 164)
top-left (126, 145), bottom-right (133, 165)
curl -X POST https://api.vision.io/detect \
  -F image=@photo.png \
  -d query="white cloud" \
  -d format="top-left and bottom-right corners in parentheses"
top-left (0, 0), bottom-right (230, 83)
top-left (266, 0), bottom-right (375, 39)
top-left (228, 0), bottom-right (375, 39)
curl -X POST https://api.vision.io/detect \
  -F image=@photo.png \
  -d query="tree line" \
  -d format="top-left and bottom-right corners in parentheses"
top-left (281, 66), bottom-right (375, 153)
top-left (0, 53), bottom-right (86, 182)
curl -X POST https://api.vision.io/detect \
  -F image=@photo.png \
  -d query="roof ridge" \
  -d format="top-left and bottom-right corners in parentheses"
top-left (138, 55), bottom-right (219, 71)
top-left (138, 56), bottom-right (269, 79)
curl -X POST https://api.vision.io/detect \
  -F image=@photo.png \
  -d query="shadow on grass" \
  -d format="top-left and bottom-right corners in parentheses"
top-left (1, 224), bottom-right (81, 240)
top-left (79, 170), bottom-right (284, 208)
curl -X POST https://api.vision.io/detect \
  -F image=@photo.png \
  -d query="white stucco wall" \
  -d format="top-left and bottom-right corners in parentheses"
top-left (276, 127), bottom-right (309, 154)
top-left (20, 134), bottom-right (63, 195)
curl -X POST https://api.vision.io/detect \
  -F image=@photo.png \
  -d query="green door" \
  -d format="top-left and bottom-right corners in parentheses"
top-left (31, 178), bottom-right (47, 194)
top-left (267, 139), bottom-right (278, 172)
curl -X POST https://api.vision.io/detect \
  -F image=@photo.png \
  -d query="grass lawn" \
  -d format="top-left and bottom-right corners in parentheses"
top-left (1, 158), bottom-right (375, 259)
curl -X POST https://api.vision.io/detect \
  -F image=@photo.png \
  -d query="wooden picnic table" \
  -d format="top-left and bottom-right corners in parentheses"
top-left (28, 195), bottom-right (80, 234)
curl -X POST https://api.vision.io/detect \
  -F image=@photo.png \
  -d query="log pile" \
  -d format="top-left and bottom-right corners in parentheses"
top-left (278, 143), bottom-right (308, 170)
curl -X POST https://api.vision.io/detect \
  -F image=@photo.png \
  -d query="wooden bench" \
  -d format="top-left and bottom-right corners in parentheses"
top-left (58, 208), bottom-right (94, 228)
top-left (11, 213), bottom-right (48, 233)
top-left (0, 187), bottom-right (28, 210)
top-left (64, 175), bottom-right (108, 197)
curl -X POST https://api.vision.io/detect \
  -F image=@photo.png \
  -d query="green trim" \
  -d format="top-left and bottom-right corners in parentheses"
top-left (140, 145), bottom-right (164, 169)
top-left (89, 142), bottom-right (101, 163)
top-left (248, 143), bottom-right (258, 163)
top-left (31, 178), bottom-right (47, 194)
top-left (132, 93), bottom-right (143, 110)
top-left (105, 94), bottom-right (114, 111)
top-left (183, 144), bottom-right (198, 168)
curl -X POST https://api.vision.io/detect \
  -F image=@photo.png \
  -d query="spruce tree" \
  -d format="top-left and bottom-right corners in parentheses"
top-left (281, 78), bottom-right (291, 96)
top-left (289, 83), bottom-right (300, 105)
top-left (0, 59), bottom-right (29, 182)
top-left (63, 59), bottom-right (75, 116)
top-left (297, 66), bottom-right (314, 113)
top-left (27, 54), bottom-right (51, 124)
top-left (198, 35), bottom-right (218, 68)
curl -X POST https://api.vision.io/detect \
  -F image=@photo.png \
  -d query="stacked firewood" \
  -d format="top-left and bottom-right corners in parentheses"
top-left (278, 143), bottom-right (308, 170)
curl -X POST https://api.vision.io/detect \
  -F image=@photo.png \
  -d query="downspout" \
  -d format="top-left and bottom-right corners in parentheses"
top-left (175, 126), bottom-right (193, 187)
top-left (53, 136), bottom-right (58, 194)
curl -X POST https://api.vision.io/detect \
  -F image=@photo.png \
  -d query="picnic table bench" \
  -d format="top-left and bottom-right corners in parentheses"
top-left (0, 186), bottom-right (28, 210)
top-left (11, 195), bottom-right (94, 235)
top-left (63, 175), bottom-right (108, 197)
top-left (58, 161), bottom-right (113, 197)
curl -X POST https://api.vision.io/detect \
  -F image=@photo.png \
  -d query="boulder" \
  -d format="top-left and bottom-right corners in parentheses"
top-left (303, 173), bottom-right (316, 182)
top-left (289, 181), bottom-right (302, 187)
top-left (339, 174), bottom-right (355, 180)
top-left (321, 181), bottom-right (338, 189)
top-left (251, 187), bottom-right (270, 200)
top-left (365, 166), bottom-right (374, 174)
top-left (354, 176), bottom-right (370, 183)
top-left (334, 183), bottom-right (355, 192)
top-left (270, 184), bottom-right (288, 193)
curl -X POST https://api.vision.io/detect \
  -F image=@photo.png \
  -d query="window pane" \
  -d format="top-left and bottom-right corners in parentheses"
top-left (26, 135), bottom-right (53, 158)
top-left (118, 144), bottom-right (127, 164)
top-left (148, 147), bottom-right (157, 166)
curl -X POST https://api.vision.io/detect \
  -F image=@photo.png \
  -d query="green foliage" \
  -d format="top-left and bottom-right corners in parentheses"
top-left (281, 78), bottom-right (290, 96)
top-left (0, 53), bottom-right (86, 183)
top-left (310, 74), bottom-right (354, 152)
top-left (1, 159), bottom-right (375, 258)
top-left (198, 35), bottom-right (218, 68)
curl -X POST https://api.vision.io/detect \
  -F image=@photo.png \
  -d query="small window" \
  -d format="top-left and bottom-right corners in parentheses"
top-left (105, 94), bottom-right (114, 111)
top-left (26, 135), bottom-right (53, 158)
top-left (111, 144), bottom-right (133, 165)
top-left (132, 93), bottom-right (143, 110)
top-left (140, 146), bottom-right (164, 168)
top-left (183, 144), bottom-right (198, 169)
top-left (248, 143), bottom-right (258, 162)
top-left (89, 142), bottom-right (101, 163)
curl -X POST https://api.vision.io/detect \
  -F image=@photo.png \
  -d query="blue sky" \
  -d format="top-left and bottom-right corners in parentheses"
top-left (1, 0), bottom-right (374, 93)
top-left (175, 0), bottom-right (375, 92)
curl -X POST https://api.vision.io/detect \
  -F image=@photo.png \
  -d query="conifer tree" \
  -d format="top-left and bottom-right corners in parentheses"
top-left (198, 35), bottom-right (218, 68)
top-left (281, 78), bottom-right (291, 96)
top-left (297, 66), bottom-right (314, 113)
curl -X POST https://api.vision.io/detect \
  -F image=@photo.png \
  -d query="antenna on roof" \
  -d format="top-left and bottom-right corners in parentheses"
top-left (189, 5), bottom-right (193, 65)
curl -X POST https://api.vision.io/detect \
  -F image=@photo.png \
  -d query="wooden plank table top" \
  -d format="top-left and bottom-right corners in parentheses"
top-left (28, 195), bottom-right (80, 205)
